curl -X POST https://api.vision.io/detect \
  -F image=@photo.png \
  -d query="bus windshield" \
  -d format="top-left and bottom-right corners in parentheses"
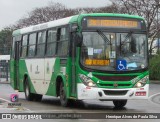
top-left (80, 31), bottom-right (147, 71)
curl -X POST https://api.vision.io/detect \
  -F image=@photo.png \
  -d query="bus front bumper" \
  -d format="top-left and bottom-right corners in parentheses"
top-left (77, 83), bottom-right (149, 100)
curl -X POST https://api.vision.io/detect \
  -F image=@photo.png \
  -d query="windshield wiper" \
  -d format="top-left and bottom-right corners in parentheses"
top-left (120, 31), bottom-right (133, 56)
top-left (97, 30), bottom-right (112, 45)
top-left (121, 31), bottom-right (133, 45)
top-left (97, 30), bottom-right (113, 59)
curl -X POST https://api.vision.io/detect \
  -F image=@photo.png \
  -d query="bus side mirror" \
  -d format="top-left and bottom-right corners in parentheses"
top-left (75, 33), bottom-right (83, 47)
top-left (70, 24), bottom-right (78, 32)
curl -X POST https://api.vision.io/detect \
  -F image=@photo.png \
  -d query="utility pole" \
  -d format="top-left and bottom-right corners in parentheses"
top-left (6, 60), bottom-right (8, 81)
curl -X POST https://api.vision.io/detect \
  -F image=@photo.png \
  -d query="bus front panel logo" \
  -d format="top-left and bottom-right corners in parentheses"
top-left (113, 83), bottom-right (118, 87)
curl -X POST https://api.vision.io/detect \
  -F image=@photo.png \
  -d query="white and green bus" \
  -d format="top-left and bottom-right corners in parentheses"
top-left (10, 13), bottom-right (149, 108)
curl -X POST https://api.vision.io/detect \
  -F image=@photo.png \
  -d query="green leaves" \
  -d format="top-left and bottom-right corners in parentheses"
top-left (0, 28), bottom-right (13, 55)
top-left (149, 55), bottom-right (160, 80)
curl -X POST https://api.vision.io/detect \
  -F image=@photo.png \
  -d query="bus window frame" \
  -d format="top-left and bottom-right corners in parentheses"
top-left (17, 24), bottom-right (70, 59)
top-left (27, 32), bottom-right (37, 58)
top-left (56, 26), bottom-right (70, 57)
top-left (45, 25), bottom-right (70, 58)
top-left (36, 30), bottom-right (47, 57)
top-left (21, 34), bottom-right (28, 58)
top-left (12, 35), bottom-right (22, 59)
top-left (46, 28), bottom-right (57, 57)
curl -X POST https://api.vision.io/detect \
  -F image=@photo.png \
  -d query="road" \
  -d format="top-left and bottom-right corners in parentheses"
top-left (0, 83), bottom-right (160, 122)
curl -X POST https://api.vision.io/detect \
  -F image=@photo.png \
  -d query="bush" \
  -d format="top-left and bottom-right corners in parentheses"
top-left (149, 54), bottom-right (160, 80)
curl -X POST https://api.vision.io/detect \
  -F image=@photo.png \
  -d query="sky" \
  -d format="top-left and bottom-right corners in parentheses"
top-left (0, 0), bottom-right (111, 30)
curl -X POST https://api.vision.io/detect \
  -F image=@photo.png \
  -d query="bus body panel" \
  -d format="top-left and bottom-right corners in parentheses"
top-left (10, 59), bottom-right (16, 89)
top-left (77, 83), bottom-right (149, 100)
top-left (16, 57), bottom-right (69, 97)
top-left (18, 59), bottom-right (36, 93)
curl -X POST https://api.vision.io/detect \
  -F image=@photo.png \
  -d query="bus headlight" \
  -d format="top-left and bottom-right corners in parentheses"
top-left (79, 74), bottom-right (96, 87)
top-left (134, 75), bottom-right (149, 88)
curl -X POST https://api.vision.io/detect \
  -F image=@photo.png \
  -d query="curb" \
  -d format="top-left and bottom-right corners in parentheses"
top-left (0, 82), bottom-right (10, 84)
top-left (150, 80), bottom-right (160, 84)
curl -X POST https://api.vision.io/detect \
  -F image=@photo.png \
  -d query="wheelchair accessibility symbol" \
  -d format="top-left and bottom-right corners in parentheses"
top-left (116, 60), bottom-right (127, 71)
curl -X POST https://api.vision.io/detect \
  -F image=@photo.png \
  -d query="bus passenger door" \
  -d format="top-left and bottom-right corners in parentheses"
top-left (14, 41), bottom-right (21, 90)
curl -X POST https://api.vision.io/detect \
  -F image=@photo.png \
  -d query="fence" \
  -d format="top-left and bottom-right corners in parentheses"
top-left (0, 60), bottom-right (9, 83)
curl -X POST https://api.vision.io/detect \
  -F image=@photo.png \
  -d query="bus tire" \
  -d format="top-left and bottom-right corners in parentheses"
top-left (34, 94), bottom-right (42, 101)
top-left (59, 82), bottom-right (69, 107)
top-left (113, 100), bottom-right (127, 108)
top-left (24, 77), bottom-right (34, 101)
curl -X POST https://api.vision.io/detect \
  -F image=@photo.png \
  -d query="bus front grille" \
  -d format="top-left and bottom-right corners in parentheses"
top-left (99, 84), bottom-right (131, 87)
top-left (94, 75), bottom-right (138, 81)
top-left (103, 90), bottom-right (128, 96)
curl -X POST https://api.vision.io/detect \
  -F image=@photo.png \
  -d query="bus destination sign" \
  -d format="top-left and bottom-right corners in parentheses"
top-left (85, 18), bottom-right (141, 29)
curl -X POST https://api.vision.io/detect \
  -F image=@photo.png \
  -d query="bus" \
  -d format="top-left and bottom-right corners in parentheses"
top-left (10, 13), bottom-right (149, 108)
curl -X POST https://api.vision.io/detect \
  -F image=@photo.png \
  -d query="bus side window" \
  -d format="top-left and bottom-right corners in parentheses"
top-left (37, 31), bottom-right (46, 57)
top-left (11, 35), bottom-right (22, 59)
top-left (56, 27), bottom-right (69, 56)
top-left (28, 33), bottom-right (36, 57)
top-left (21, 35), bottom-right (28, 58)
top-left (46, 28), bottom-right (57, 56)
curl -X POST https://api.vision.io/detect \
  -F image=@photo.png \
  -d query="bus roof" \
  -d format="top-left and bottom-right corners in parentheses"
top-left (12, 13), bottom-right (144, 36)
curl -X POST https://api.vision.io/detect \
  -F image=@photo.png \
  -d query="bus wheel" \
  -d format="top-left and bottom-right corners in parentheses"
top-left (113, 100), bottom-right (127, 108)
top-left (24, 78), bottom-right (34, 101)
top-left (59, 82), bottom-right (69, 107)
top-left (34, 94), bottom-right (42, 101)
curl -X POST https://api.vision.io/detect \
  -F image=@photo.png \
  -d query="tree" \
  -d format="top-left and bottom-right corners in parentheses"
top-left (0, 28), bottom-right (13, 55)
top-left (14, 2), bottom-right (75, 29)
top-left (1, 2), bottom-right (120, 55)
top-left (13, 2), bottom-right (123, 29)
top-left (5, 1), bottom-right (160, 56)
